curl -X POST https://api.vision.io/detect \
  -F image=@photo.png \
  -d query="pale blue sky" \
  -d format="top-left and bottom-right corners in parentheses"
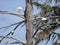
top-left (0, 0), bottom-right (26, 45)
top-left (0, 0), bottom-right (59, 45)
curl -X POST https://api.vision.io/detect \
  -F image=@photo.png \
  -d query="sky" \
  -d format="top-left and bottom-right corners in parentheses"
top-left (0, 0), bottom-right (60, 45)
top-left (0, 0), bottom-right (26, 45)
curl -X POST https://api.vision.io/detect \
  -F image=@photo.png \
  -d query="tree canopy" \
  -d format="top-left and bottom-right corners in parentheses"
top-left (0, 0), bottom-right (60, 45)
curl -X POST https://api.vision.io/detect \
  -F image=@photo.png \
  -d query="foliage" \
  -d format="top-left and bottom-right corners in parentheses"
top-left (32, 0), bottom-right (60, 45)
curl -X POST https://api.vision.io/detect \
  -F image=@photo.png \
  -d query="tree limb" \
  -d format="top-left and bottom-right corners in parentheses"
top-left (0, 10), bottom-right (24, 19)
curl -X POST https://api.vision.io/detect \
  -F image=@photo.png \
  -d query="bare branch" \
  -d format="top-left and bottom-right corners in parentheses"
top-left (0, 10), bottom-right (24, 19)
top-left (0, 31), bottom-right (13, 42)
top-left (8, 41), bottom-right (25, 45)
top-left (0, 20), bottom-right (25, 29)
top-left (11, 20), bottom-right (25, 35)
top-left (35, 16), bottom-right (60, 20)
top-left (0, 20), bottom-right (25, 42)
top-left (0, 22), bottom-right (19, 29)
top-left (0, 36), bottom-right (25, 45)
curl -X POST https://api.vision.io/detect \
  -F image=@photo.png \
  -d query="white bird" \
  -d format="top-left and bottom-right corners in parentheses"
top-left (16, 7), bottom-right (23, 13)
top-left (41, 17), bottom-right (47, 20)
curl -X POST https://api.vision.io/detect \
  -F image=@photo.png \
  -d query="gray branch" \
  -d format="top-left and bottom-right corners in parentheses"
top-left (0, 10), bottom-right (24, 19)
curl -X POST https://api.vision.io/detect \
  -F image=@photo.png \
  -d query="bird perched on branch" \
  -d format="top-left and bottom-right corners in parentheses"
top-left (16, 7), bottom-right (23, 13)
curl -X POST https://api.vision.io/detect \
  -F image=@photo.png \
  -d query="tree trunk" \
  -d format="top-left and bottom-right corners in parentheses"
top-left (25, 0), bottom-right (33, 45)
